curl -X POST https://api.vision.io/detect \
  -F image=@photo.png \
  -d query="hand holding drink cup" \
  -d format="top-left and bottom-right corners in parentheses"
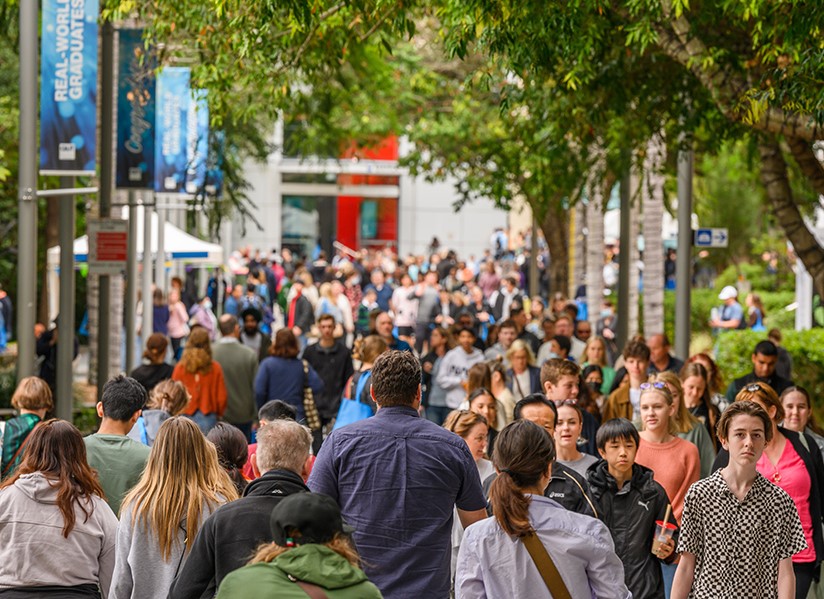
top-left (652, 504), bottom-right (677, 560)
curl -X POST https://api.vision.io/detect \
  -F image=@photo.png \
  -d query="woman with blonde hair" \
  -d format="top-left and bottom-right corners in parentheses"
top-left (443, 409), bottom-right (494, 577)
top-left (649, 371), bottom-right (715, 478)
top-left (341, 335), bottom-right (388, 417)
top-left (505, 340), bottom-right (541, 402)
top-left (1, 377), bottom-right (53, 479)
top-left (172, 326), bottom-right (227, 434)
top-left (128, 379), bottom-right (190, 447)
top-left (110, 417), bottom-right (238, 599)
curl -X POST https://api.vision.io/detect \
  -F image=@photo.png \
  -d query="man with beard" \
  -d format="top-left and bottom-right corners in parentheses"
top-left (240, 307), bottom-right (270, 362)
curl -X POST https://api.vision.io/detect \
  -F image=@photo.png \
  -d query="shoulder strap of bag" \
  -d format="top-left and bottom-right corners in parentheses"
top-left (522, 532), bottom-right (573, 599)
top-left (2, 432), bottom-right (32, 478)
top-left (353, 371), bottom-right (372, 405)
top-left (293, 578), bottom-right (330, 599)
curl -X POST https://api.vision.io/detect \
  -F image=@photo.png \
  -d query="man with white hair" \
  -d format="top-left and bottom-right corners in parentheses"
top-left (168, 419), bottom-right (312, 599)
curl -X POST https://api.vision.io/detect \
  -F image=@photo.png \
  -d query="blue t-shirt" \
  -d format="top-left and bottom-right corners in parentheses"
top-left (721, 302), bottom-right (745, 328)
top-left (308, 406), bottom-right (487, 598)
top-left (364, 284), bottom-right (394, 312)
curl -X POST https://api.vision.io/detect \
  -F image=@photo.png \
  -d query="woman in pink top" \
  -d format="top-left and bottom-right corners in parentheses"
top-left (713, 382), bottom-right (824, 599)
top-left (167, 289), bottom-right (190, 359)
top-left (635, 381), bottom-right (700, 597)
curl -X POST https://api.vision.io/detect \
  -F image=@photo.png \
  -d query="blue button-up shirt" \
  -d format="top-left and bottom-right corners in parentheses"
top-left (308, 405), bottom-right (487, 599)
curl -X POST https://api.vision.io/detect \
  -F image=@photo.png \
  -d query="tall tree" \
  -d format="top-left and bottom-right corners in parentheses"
top-left (642, 134), bottom-right (666, 335)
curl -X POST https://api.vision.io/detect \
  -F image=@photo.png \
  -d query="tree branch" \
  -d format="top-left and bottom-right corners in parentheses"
top-left (652, 15), bottom-right (823, 142)
top-left (785, 137), bottom-right (824, 198)
top-left (757, 136), bottom-right (824, 298)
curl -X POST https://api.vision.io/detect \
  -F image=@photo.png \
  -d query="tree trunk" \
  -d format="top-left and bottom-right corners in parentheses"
top-left (642, 135), bottom-right (666, 336)
top-left (628, 169), bottom-right (641, 339)
top-left (758, 137), bottom-right (824, 299)
top-left (572, 200), bottom-right (586, 299)
top-left (586, 177), bottom-right (605, 329)
top-left (786, 136), bottom-right (824, 198)
top-left (537, 200), bottom-right (569, 298)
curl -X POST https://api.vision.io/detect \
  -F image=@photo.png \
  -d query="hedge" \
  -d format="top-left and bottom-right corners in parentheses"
top-left (716, 329), bottom-right (824, 420)
top-left (661, 289), bottom-right (795, 341)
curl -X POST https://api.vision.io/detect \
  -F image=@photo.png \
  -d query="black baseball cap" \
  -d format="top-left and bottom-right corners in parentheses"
top-left (270, 493), bottom-right (354, 546)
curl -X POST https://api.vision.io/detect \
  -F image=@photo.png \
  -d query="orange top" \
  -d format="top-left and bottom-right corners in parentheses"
top-left (172, 361), bottom-right (227, 417)
top-left (635, 435), bottom-right (700, 525)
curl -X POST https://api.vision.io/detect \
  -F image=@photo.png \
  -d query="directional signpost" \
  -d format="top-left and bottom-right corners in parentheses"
top-left (693, 228), bottom-right (728, 248)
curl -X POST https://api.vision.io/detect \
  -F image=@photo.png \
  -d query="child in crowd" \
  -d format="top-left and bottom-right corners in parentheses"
top-left (1, 377), bottom-right (53, 479)
top-left (588, 418), bottom-right (677, 599)
top-left (356, 288), bottom-right (379, 337)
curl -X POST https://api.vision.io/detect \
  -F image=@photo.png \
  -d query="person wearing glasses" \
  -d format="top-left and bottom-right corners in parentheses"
top-left (712, 382), bottom-right (824, 599)
top-left (635, 381), bottom-right (700, 596)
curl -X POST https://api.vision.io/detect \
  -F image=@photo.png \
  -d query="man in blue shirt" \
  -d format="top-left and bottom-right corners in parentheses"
top-left (363, 269), bottom-right (394, 312)
top-left (308, 351), bottom-right (488, 598)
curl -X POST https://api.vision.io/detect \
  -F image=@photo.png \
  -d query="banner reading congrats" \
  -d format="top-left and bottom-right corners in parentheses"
top-left (40, 0), bottom-right (99, 173)
top-left (185, 90), bottom-right (209, 194)
top-left (116, 29), bottom-right (155, 189)
top-left (154, 67), bottom-right (190, 193)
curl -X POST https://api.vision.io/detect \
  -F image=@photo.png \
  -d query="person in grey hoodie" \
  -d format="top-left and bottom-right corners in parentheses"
top-left (436, 327), bottom-right (486, 410)
top-left (0, 419), bottom-right (118, 598)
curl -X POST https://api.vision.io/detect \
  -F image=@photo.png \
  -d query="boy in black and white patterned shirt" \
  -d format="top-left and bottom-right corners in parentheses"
top-left (672, 401), bottom-right (806, 599)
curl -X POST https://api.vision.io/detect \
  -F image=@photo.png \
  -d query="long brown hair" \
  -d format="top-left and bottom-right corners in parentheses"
top-left (0, 419), bottom-right (105, 537)
top-left (120, 417), bottom-right (238, 560)
top-left (489, 420), bottom-right (555, 538)
top-left (680, 362), bottom-right (719, 445)
top-left (179, 327), bottom-right (213, 374)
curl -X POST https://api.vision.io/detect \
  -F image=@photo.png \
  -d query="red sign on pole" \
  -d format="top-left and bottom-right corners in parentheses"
top-left (88, 219), bottom-right (128, 274)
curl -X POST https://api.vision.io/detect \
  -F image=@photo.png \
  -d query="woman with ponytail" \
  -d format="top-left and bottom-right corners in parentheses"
top-left (455, 419), bottom-right (629, 599)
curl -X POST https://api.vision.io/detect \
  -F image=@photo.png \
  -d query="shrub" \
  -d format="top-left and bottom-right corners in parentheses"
top-left (716, 329), bottom-right (824, 421)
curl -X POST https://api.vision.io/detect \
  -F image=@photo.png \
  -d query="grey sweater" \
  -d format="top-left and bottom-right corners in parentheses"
top-left (109, 499), bottom-right (222, 599)
top-left (0, 472), bottom-right (118, 595)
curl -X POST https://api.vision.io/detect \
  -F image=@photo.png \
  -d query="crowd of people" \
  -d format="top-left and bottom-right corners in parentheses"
top-left (0, 241), bottom-right (817, 599)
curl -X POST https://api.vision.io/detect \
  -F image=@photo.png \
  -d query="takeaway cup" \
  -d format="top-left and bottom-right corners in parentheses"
top-left (651, 520), bottom-right (677, 555)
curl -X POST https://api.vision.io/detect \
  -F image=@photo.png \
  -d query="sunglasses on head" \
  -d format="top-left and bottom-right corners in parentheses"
top-left (552, 398), bottom-right (578, 407)
top-left (639, 382), bottom-right (668, 391)
top-left (745, 383), bottom-right (762, 393)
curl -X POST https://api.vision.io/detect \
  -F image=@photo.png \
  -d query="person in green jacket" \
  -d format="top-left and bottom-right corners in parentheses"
top-left (216, 493), bottom-right (383, 599)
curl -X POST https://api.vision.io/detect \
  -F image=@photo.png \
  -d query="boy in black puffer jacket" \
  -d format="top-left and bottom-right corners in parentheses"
top-left (588, 418), bottom-right (678, 599)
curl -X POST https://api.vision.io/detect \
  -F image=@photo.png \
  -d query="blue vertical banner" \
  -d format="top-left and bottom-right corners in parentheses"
top-left (185, 90), bottom-right (209, 194)
top-left (116, 29), bottom-right (155, 189)
top-left (154, 67), bottom-right (190, 193)
top-left (39, 0), bottom-right (99, 173)
top-left (205, 130), bottom-right (225, 198)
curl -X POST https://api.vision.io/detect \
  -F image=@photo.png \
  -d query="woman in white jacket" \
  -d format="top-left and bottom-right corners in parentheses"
top-left (110, 417), bottom-right (238, 599)
top-left (0, 419), bottom-right (118, 598)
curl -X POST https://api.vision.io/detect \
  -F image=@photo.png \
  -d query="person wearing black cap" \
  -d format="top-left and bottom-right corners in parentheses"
top-left (214, 493), bottom-right (382, 599)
